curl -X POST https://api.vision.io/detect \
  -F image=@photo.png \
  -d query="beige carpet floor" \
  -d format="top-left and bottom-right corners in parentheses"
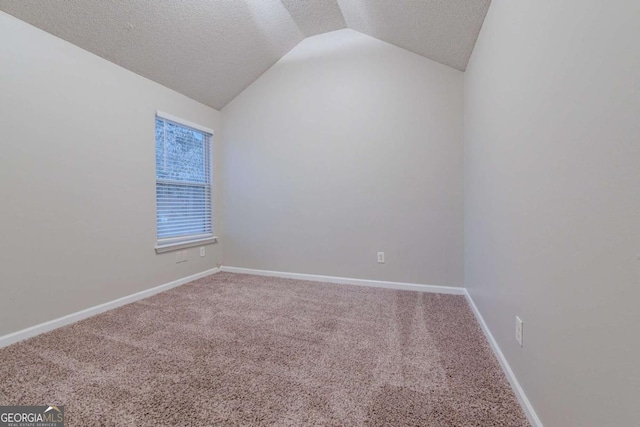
top-left (0, 272), bottom-right (528, 426)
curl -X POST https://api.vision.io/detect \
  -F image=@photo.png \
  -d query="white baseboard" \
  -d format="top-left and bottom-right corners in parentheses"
top-left (0, 267), bottom-right (220, 349)
top-left (220, 266), bottom-right (466, 295)
top-left (464, 290), bottom-right (543, 427)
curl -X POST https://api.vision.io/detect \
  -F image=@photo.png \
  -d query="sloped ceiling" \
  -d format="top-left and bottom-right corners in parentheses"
top-left (0, 0), bottom-right (490, 110)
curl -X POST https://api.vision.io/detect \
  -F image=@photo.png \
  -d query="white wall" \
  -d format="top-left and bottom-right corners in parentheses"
top-left (464, 1), bottom-right (640, 426)
top-left (221, 29), bottom-right (463, 286)
top-left (0, 12), bottom-right (222, 336)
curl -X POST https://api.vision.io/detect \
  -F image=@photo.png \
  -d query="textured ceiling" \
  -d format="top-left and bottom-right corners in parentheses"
top-left (338, 0), bottom-right (491, 71)
top-left (281, 0), bottom-right (346, 37)
top-left (0, 0), bottom-right (490, 110)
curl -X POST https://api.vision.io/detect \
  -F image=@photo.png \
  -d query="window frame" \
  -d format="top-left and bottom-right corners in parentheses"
top-left (154, 111), bottom-right (217, 254)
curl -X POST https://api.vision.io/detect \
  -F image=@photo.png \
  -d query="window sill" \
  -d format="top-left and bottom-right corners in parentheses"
top-left (155, 236), bottom-right (218, 254)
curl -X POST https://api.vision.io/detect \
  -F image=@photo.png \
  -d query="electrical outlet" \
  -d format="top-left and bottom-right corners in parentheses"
top-left (377, 252), bottom-right (385, 264)
top-left (515, 316), bottom-right (523, 347)
top-left (200, 247), bottom-right (205, 257)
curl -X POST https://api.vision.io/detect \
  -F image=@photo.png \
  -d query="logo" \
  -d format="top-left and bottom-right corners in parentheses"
top-left (0, 405), bottom-right (64, 427)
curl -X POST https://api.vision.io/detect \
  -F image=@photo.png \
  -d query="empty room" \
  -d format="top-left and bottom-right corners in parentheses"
top-left (0, 1), bottom-right (638, 426)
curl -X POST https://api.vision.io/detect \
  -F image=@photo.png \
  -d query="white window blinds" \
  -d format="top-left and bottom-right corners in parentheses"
top-left (155, 115), bottom-right (212, 242)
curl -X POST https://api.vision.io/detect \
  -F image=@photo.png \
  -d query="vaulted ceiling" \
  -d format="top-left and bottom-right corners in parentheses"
top-left (0, 0), bottom-right (491, 110)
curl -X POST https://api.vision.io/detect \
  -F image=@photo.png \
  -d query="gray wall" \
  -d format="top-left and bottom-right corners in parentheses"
top-left (221, 29), bottom-right (464, 286)
top-left (0, 12), bottom-right (222, 336)
top-left (464, 1), bottom-right (640, 426)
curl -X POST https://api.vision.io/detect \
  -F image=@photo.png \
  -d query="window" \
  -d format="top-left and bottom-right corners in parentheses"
top-left (154, 113), bottom-right (214, 252)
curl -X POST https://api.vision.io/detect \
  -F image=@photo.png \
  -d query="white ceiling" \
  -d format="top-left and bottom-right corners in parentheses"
top-left (0, 0), bottom-right (491, 110)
